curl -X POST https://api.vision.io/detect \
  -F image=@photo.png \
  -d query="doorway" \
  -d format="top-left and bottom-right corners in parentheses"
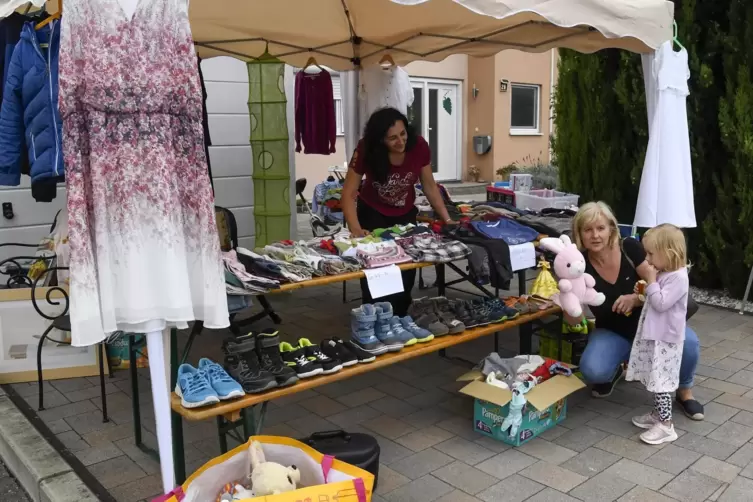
top-left (407, 78), bottom-right (462, 181)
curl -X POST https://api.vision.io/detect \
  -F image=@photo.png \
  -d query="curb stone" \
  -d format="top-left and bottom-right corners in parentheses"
top-left (0, 396), bottom-right (99, 502)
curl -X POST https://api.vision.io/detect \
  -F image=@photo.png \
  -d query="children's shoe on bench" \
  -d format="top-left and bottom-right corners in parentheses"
top-left (389, 316), bottom-right (417, 346)
top-left (175, 364), bottom-right (220, 408)
top-left (451, 299), bottom-right (483, 329)
top-left (320, 338), bottom-right (359, 366)
top-left (399, 316), bottom-right (434, 343)
top-left (280, 342), bottom-right (323, 378)
top-left (241, 330), bottom-right (299, 387)
top-left (350, 305), bottom-right (388, 356)
top-left (332, 336), bottom-right (377, 363)
top-left (197, 358), bottom-right (245, 400)
top-left (430, 297), bottom-right (466, 334)
top-left (408, 299), bottom-right (449, 336)
top-left (299, 338), bottom-right (343, 374)
top-left (222, 337), bottom-right (278, 394)
top-left (374, 302), bottom-right (405, 352)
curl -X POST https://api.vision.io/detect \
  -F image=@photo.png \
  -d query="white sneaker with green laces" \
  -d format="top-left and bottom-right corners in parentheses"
top-left (640, 422), bottom-right (678, 445)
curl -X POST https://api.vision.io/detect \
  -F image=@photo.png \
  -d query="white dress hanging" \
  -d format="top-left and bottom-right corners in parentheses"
top-left (633, 41), bottom-right (696, 228)
top-left (358, 66), bottom-right (414, 135)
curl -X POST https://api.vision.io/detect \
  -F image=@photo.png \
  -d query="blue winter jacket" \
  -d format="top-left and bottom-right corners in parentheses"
top-left (0, 20), bottom-right (62, 186)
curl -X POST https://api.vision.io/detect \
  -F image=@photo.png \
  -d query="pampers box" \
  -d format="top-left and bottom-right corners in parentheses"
top-left (456, 370), bottom-right (585, 446)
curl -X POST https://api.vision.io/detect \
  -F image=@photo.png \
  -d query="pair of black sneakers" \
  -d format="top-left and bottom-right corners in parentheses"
top-left (222, 329), bottom-right (298, 393)
top-left (279, 338), bottom-right (343, 378)
top-left (280, 337), bottom-right (377, 378)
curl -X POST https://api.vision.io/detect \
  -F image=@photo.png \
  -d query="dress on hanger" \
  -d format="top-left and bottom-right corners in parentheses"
top-left (634, 41), bottom-right (696, 228)
top-left (358, 66), bottom-right (414, 135)
top-left (58, 0), bottom-right (229, 345)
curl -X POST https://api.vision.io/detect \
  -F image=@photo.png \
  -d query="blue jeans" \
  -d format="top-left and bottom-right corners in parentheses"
top-left (579, 327), bottom-right (700, 390)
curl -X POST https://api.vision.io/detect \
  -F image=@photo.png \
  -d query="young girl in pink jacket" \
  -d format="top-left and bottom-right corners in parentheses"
top-left (626, 224), bottom-right (689, 445)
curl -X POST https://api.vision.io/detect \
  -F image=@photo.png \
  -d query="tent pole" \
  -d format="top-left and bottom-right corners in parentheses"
top-left (146, 329), bottom-right (175, 493)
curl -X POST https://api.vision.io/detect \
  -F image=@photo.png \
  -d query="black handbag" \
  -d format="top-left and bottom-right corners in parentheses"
top-left (623, 240), bottom-right (698, 320)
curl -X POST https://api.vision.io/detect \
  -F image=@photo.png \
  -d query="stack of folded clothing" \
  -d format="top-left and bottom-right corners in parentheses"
top-left (356, 241), bottom-right (413, 268)
top-left (236, 247), bottom-right (313, 283)
top-left (221, 250), bottom-right (280, 294)
top-left (398, 233), bottom-right (471, 263)
top-left (470, 219), bottom-right (540, 245)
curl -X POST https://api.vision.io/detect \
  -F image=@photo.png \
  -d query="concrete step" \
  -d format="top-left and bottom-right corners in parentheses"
top-left (440, 181), bottom-right (488, 196)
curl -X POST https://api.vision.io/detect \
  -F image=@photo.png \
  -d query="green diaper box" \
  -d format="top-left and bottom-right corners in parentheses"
top-left (457, 370), bottom-right (585, 447)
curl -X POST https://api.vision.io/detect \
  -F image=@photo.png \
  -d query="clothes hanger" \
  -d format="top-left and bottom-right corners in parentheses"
top-left (672, 21), bottom-right (685, 52)
top-left (36, 0), bottom-right (61, 30)
top-left (379, 54), bottom-right (396, 70)
top-left (303, 56), bottom-right (325, 74)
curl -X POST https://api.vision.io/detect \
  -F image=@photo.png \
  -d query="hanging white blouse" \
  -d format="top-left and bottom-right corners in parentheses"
top-left (358, 66), bottom-right (414, 135)
top-left (634, 41), bottom-right (696, 229)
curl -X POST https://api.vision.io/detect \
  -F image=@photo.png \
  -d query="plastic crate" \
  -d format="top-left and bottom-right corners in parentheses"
top-left (514, 189), bottom-right (579, 211)
top-left (486, 186), bottom-right (515, 205)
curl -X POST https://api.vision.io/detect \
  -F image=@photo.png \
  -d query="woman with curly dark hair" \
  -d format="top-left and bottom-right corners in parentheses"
top-left (342, 107), bottom-right (453, 315)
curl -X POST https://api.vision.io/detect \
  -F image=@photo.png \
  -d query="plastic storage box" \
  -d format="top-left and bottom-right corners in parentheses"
top-left (514, 189), bottom-right (579, 211)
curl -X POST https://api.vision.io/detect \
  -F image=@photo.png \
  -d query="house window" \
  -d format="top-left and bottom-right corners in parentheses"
top-left (334, 98), bottom-right (344, 136)
top-left (510, 83), bottom-right (540, 134)
top-left (332, 75), bottom-right (344, 136)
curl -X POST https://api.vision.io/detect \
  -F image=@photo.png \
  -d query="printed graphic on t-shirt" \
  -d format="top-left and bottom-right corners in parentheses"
top-left (373, 172), bottom-right (416, 207)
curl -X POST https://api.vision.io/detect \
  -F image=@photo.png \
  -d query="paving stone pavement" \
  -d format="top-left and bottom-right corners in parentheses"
top-left (7, 260), bottom-right (753, 502)
top-left (0, 458), bottom-right (31, 501)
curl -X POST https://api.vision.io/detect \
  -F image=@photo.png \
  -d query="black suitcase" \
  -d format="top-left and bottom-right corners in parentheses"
top-left (299, 430), bottom-right (381, 489)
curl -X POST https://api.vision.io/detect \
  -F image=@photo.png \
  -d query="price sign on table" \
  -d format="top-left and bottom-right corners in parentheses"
top-left (364, 265), bottom-right (405, 298)
top-left (509, 242), bottom-right (536, 272)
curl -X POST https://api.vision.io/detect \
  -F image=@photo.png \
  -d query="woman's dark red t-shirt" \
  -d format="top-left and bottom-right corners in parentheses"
top-left (349, 136), bottom-right (431, 216)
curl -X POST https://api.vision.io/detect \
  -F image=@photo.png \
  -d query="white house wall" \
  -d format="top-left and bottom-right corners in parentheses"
top-left (202, 56), bottom-right (256, 250)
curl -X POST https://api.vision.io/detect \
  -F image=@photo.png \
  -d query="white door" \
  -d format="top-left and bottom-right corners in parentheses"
top-left (407, 79), bottom-right (461, 181)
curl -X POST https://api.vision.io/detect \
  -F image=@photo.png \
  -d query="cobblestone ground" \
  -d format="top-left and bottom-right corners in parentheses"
top-left (6, 216), bottom-right (753, 501)
top-left (0, 460), bottom-right (31, 502)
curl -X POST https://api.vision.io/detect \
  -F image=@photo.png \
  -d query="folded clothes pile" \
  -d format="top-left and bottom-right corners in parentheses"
top-left (261, 242), bottom-right (361, 276)
top-left (222, 250), bottom-right (280, 294)
top-left (236, 247), bottom-right (313, 283)
top-left (398, 234), bottom-right (471, 263)
top-left (356, 241), bottom-right (413, 268)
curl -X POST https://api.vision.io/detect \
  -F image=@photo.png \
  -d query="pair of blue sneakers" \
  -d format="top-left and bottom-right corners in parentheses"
top-left (350, 301), bottom-right (434, 356)
top-left (175, 358), bottom-right (245, 408)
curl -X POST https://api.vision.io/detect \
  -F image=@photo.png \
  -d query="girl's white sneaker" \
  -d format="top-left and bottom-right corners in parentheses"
top-left (632, 411), bottom-right (660, 429)
top-left (640, 422), bottom-right (678, 445)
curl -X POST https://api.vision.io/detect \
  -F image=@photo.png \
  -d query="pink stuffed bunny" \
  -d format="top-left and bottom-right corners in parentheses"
top-left (539, 235), bottom-right (606, 317)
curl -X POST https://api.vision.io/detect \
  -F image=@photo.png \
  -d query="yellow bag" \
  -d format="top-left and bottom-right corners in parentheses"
top-left (154, 436), bottom-right (374, 502)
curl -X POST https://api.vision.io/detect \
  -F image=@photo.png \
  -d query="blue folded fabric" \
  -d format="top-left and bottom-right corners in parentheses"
top-left (471, 219), bottom-right (539, 245)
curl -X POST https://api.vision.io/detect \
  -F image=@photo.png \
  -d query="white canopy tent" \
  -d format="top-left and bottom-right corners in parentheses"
top-left (5, 0), bottom-right (677, 496)
top-left (190, 0), bottom-right (674, 68)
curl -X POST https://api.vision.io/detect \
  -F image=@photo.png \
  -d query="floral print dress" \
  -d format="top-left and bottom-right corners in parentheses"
top-left (59, 0), bottom-right (229, 345)
top-left (626, 305), bottom-right (684, 393)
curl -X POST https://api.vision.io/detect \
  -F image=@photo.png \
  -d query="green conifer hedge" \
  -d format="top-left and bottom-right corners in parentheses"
top-left (553, 0), bottom-right (752, 299)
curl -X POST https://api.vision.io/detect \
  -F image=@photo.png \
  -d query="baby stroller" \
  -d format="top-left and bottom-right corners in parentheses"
top-left (296, 178), bottom-right (343, 238)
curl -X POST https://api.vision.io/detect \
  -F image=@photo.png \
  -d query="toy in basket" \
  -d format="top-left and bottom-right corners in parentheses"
top-left (155, 436), bottom-right (374, 502)
top-left (539, 235), bottom-right (605, 318)
top-left (217, 441), bottom-right (300, 500)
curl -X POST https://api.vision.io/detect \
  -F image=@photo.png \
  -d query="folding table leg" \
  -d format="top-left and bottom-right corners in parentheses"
top-left (519, 319), bottom-right (533, 354)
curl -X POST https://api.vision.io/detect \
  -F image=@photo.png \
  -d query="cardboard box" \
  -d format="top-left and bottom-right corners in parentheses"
top-left (457, 370), bottom-right (585, 446)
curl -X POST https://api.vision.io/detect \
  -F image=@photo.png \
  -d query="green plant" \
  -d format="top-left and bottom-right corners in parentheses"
top-left (512, 152), bottom-right (559, 189)
top-left (496, 162), bottom-right (517, 180)
top-left (551, 0), bottom-right (753, 299)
